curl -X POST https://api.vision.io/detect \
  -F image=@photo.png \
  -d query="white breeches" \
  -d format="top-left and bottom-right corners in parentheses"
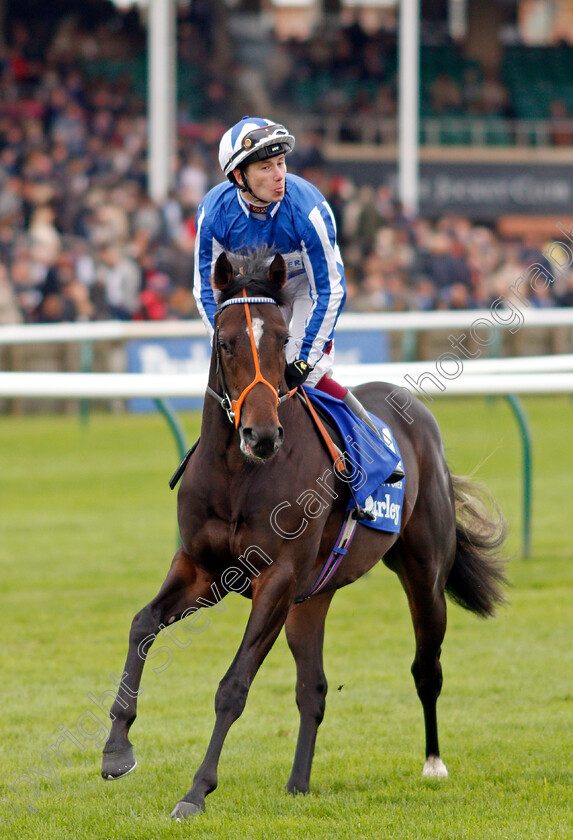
top-left (281, 275), bottom-right (335, 386)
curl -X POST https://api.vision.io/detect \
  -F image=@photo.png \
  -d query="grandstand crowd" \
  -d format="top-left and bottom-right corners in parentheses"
top-left (0, 5), bottom-right (572, 326)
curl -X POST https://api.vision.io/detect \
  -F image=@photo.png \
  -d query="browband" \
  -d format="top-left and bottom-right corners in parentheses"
top-left (217, 296), bottom-right (278, 314)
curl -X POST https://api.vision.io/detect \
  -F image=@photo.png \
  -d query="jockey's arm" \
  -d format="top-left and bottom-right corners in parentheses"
top-left (193, 208), bottom-right (222, 341)
top-left (296, 203), bottom-right (346, 368)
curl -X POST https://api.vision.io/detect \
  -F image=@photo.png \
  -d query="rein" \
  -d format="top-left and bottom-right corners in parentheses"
top-left (206, 289), bottom-right (296, 428)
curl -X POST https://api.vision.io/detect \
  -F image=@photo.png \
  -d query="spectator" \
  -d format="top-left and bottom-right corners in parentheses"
top-left (0, 263), bottom-right (22, 323)
top-left (462, 66), bottom-right (483, 115)
top-left (480, 69), bottom-right (510, 116)
top-left (138, 269), bottom-right (173, 321)
top-left (178, 152), bottom-right (209, 212)
top-left (425, 231), bottom-right (472, 298)
top-left (557, 270), bottom-right (573, 307)
top-left (430, 73), bottom-right (463, 114)
top-left (549, 98), bottom-right (573, 146)
top-left (95, 245), bottom-right (141, 320)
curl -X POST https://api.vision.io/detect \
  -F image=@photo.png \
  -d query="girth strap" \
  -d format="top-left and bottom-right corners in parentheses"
top-left (294, 510), bottom-right (359, 603)
top-left (298, 386), bottom-right (346, 474)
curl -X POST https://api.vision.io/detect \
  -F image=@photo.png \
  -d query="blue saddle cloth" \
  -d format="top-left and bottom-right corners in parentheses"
top-left (304, 386), bottom-right (405, 534)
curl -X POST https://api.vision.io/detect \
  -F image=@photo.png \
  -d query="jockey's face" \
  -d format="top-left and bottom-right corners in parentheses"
top-left (234, 154), bottom-right (287, 204)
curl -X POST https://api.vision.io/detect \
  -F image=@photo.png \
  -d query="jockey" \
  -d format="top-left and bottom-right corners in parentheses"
top-left (193, 115), bottom-right (389, 442)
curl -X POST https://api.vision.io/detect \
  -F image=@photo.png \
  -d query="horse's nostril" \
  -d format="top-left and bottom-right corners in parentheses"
top-left (241, 425), bottom-right (283, 459)
top-left (242, 427), bottom-right (258, 446)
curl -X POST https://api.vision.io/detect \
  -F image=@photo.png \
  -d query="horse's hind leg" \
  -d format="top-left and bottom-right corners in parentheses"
top-left (284, 590), bottom-right (335, 794)
top-left (101, 547), bottom-right (219, 780)
top-left (393, 536), bottom-right (453, 779)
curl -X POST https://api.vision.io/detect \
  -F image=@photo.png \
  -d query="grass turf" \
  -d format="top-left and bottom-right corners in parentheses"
top-left (0, 395), bottom-right (571, 839)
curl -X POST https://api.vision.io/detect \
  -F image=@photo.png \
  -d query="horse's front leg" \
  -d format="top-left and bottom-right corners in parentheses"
top-left (284, 589), bottom-right (335, 795)
top-left (171, 563), bottom-right (296, 819)
top-left (101, 547), bottom-right (219, 780)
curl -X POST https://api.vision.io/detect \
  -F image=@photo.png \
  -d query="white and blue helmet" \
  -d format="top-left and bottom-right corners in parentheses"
top-left (218, 116), bottom-right (295, 180)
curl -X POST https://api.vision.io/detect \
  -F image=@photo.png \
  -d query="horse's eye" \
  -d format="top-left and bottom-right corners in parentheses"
top-left (218, 339), bottom-right (233, 356)
top-left (283, 335), bottom-right (290, 348)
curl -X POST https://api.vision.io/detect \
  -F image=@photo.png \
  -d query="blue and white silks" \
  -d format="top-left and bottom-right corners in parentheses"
top-left (193, 174), bottom-right (346, 372)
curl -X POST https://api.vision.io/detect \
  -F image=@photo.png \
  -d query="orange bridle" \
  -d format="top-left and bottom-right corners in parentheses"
top-left (210, 290), bottom-right (295, 429)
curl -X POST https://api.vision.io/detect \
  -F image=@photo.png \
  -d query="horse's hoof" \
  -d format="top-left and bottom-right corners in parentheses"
top-left (285, 780), bottom-right (309, 796)
top-left (422, 755), bottom-right (449, 778)
top-left (170, 800), bottom-right (204, 820)
top-left (101, 746), bottom-right (137, 780)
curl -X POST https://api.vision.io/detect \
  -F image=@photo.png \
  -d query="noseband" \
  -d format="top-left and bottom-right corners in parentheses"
top-left (206, 289), bottom-right (296, 428)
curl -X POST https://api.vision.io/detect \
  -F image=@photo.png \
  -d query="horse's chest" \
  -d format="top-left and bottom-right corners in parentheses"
top-left (179, 453), bottom-right (329, 568)
top-left (185, 517), bottom-right (233, 563)
top-left (181, 511), bottom-right (278, 579)
top-left (181, 484), bottom-right (289, 567)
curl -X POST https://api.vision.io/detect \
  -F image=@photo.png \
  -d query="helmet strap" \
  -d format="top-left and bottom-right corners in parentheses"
top-left (236, 166), bottom-right (287, 207)
top-left (238, 168), bottom-right (268, 206)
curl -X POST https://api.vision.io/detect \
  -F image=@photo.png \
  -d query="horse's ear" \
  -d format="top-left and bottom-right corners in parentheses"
top-left (267, 253), bottom-right (287, 289)
top-left (212, 252), bottom-right (234, 291)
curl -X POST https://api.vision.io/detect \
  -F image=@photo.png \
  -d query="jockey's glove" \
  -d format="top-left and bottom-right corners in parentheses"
top-left (285, 359), bottom-right (314, 389)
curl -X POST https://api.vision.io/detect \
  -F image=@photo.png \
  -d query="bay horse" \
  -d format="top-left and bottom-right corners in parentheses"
top-left (101, 249), bottom-right (507, 818)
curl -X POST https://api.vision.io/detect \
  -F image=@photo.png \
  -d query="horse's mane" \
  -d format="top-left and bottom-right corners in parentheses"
top-left (218, 247), bottom-right (289, 307)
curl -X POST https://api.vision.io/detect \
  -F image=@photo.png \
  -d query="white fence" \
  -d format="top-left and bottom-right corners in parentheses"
top-left (0, 361), bottom-right (571, 399)
top-left (1, 307), bottom-right (573, 346)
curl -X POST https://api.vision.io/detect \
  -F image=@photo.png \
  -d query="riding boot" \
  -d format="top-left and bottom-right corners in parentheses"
top-left (342, 390), bottom-right (405, 484)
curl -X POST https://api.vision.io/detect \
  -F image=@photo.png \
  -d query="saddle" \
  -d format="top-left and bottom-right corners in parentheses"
top-left (293, 386), bottom-right (406, 602)
top-left (296, 389), bottom-right (375, 521)
top-left (298, 387), bottom-right (404, 486)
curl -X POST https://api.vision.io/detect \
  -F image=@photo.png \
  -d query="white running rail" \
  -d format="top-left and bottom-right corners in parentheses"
top-left (0, 362), bottom-right (571, 399)
top-left (1, 307), bottom-right (573, 346)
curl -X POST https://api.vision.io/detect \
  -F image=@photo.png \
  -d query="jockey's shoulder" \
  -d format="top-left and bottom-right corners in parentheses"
top-left (200, 180), bottom-right (236, 216)
top-left (285, 173), bottom-right (326, 205)
top-left (200, 175), bottom-right (327, 223)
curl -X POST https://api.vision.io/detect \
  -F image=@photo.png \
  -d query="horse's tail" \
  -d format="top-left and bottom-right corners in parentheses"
top-left (445, 473), bottom-right (509, 617)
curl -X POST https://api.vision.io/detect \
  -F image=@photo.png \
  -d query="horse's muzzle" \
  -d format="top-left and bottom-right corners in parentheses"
top-left (240, 425), bottom-right (284, 461)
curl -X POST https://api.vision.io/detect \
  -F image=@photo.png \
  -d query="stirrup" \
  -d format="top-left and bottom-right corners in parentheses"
top-left (351, 506), bottom-right (376, 522)
top-left (385, 467), bottom-right (405, 484)
top-left (342, 391), bottom-right (404, 485)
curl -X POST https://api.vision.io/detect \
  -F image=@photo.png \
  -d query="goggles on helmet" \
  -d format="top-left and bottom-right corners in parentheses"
top-left (223, 123), bottom-right (294, 177)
